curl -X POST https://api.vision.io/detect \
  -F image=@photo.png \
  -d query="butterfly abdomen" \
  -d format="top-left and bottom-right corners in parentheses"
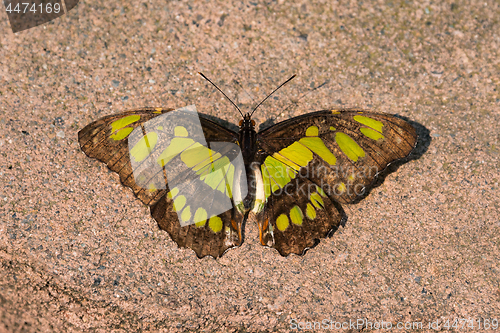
top-left (237, 114), bottom-right (260, 212)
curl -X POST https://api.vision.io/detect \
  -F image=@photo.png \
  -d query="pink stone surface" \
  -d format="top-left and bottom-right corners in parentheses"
top-left (1, 1), bottom-right (499, 332)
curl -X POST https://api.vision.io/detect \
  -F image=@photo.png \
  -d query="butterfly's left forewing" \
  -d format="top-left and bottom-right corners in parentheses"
top-left (78, 107), bottom-right (245, 258)
top-left (79, 108), bottom-right (173, 205)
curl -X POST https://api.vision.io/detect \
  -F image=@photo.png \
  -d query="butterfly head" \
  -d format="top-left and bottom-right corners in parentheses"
top-left (238, 114), bottom-right (256, 130)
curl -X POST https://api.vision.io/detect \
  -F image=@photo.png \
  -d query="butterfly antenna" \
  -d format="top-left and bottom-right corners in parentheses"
top-left (250, 74), bottom-right (296, 117)
top-left (198, 72), bottom-right (244, 118)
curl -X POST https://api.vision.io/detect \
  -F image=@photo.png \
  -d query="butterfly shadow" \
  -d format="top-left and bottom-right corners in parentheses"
top-left (351, 116), bottom-right (431, 205)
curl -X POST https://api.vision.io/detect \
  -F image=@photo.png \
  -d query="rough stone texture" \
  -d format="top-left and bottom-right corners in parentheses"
top-left (1, 0), bottom-right (499, 332)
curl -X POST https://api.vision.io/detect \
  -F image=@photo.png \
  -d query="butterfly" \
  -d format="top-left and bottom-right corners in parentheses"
top-left (78, 75), bottom-right (417, 258)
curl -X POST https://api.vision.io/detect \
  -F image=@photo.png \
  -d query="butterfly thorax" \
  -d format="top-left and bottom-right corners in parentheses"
top-left (238, 114), bottom-right (258, 166)
top-left (238, 114), bottom-right (259, 211)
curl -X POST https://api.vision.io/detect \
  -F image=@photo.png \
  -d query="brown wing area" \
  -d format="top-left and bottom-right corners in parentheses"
top-left (78, 107), bottom-right (243, 258)
top-left (257, 109), bottom-right (417, 204)
top-left (78, 108), bottom-right (173, 205)
top-left (256, 175), bottom-right (346, 256)
top-left (151, 194), bottom-right (244, 258)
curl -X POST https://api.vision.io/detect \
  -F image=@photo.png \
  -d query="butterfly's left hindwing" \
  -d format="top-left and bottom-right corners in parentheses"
top-left (78, 107), bottom-right (245, 258)
top-left (151, 192), bottom-right (242, 258)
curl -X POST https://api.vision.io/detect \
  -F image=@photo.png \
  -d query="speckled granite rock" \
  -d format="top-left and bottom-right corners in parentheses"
top-left (1, 0), bottom-right (499, 331)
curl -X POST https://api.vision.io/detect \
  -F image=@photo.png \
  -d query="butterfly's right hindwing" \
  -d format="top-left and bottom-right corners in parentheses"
top-left (255, 172), bottom-right (346, 256)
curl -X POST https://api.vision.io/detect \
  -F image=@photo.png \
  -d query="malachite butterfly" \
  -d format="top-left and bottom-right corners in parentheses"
top-left (78, 76), bottom-right (417, 258)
